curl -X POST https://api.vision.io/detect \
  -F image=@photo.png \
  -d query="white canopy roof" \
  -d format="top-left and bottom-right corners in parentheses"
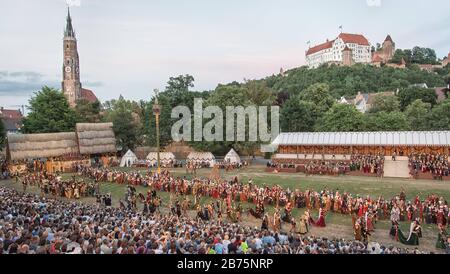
top-left (224, 149), bottom-right (241, 163)
top-left (146, 152), bottom-right (176, 161)
top-left (272, 131), bottom-right (450, 146)
top-left (187, 152), bottom-right (215, 160)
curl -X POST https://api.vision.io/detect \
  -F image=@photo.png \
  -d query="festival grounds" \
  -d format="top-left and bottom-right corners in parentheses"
top-left (1, 164), bottom-right (448, 254)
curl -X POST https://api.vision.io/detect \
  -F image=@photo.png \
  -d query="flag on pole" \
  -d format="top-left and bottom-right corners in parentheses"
top-left (339, 25), bottom-right (343, 33)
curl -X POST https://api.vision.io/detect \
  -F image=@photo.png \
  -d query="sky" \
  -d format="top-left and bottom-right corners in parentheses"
top-left (1, 0), bottom-right (450, 111)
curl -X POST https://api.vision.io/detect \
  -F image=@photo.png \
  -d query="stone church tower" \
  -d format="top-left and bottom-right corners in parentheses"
top-left (62, 8), bottom-right (82, 107)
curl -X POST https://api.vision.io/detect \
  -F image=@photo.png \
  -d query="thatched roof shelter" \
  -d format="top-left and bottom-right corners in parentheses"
top-left (76, 123), bottom-right (117, 155)
top-left (7, 132), bottom-right (78, 161)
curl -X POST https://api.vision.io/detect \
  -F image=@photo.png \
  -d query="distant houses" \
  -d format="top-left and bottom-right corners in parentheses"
top-left (0, 107), bottom-right (23, 134)
top-left (338, 91), bottom-right (396, 113)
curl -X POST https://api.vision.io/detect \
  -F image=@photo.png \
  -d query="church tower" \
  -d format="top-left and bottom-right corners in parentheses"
top-left (62, 7), bottom-right (82, 107)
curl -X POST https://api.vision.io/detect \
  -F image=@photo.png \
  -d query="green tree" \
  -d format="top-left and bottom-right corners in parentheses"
top-left (165, 74), bottom-right (196, 107)
top-left (22, 86), bottom-right (77, 133)
top-left (0, 117), bottom-right (5, 150)
top-left (280, 98), bottom-right (316, 132)
top-left (368, 94), bottom-right (400, 113)
top-left (365, 111), bottom-right (409, 131)
top-left (75, 99), bottom-right (101, 123)
top-left (102, 96), bottom-right (140, 152)
top-left (315, 103), bottom-right (365, 132)
top-left (243, 80), bottom-right (276, 106)
top-left (398, 87), bottom-right (437, 111)
top-left (298, 83), bottom-right (335, 113)
top-left (391, 49), bottom-right (412, 64)
top-left (411, 46), bottom-right (438, 64)
top-left (404, 99), bottom-right (432, 130)
top-left (430, 99), bottom-right (450, 130)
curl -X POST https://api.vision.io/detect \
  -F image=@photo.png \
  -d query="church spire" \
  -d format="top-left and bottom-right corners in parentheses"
top-left (64, 7), bottom-right (75, 38)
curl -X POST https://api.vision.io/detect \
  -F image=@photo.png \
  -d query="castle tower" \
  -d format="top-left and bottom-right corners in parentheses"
top-left (342, 46), bottom-right (354, 66)
top-left (62, 7), bottom-right (82, 107)
top-left (382, 35), bottom-right (395, 61)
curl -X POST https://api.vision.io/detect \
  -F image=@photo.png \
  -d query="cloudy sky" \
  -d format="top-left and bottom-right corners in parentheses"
top-left (1, 0), bottom-right (450, 111)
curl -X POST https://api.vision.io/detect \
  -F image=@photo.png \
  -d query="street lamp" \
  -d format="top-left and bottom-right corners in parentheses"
top-left (152, 89), bottom-right (162, 174)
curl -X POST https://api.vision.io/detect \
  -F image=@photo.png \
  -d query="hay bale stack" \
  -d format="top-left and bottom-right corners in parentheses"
top-left (76, 123), bottom-right (117, 155)
top-left (7, 132), bottom-right (78, 160)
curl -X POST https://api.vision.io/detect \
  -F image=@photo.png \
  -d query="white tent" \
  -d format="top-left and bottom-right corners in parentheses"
top-left (146, 152), bottom-right (176, 165)
top-left (187, 152), bottom-right (216, 167)
top-left (224, 148), bottom-right (241, 164)
top-left (120, 149), bottom-right (138, 167)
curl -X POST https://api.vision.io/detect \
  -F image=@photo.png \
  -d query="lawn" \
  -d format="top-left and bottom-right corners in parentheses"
top-left (0, 165), bottom-right (447, 253)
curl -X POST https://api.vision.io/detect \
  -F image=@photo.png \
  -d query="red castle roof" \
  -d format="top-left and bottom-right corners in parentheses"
top-left (306, 40), bottom-right (334, 56)
top-left (338, 33), bottom-right (370, 46)
top-left (306, 33), bottom-right (370, 56)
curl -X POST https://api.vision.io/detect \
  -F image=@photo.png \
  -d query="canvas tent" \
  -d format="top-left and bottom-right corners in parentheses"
top-left (120, 149), bottom-right (138, 167)
top-left (146, 152), bottom-right (176, 165)
top-left (224, 148), bottom-right (241, 164)
top-left (187, 152), bottom-right (216, 167)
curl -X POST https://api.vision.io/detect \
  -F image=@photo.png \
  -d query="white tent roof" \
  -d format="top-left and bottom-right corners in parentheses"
top-left (146, 152), bottom-right (176, 161)
top-left (187, 152), bottom-right (215, 160)
top-left (272, 131), bottom-right (450, 146)
top-left (120, 149), bottom-right (138, 167)
top-left (224, 149), bottom-right (240, 163)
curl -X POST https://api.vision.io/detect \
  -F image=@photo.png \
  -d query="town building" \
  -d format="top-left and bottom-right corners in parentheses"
top-left (339, 91), bottom-right (396, 113)
top-left (0, 107), bottom-right (23, 133)
top-left (442, 53), bottom-right (450, 67)
top-left (305, 33), bottom-right (372, 68)
top-left (61, 8), bottom-right (98, 107)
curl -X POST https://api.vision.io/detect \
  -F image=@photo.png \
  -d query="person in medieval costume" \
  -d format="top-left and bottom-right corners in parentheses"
top-left (354, 219), bottom-right (362, 242)
top-left (298, 213), bottom-right (309, 235)
top-left (273, 208), bottom-right (282, 232)
top-left (436, 224), bottom-right (448, 249)
top-left (261, 213), bottom-right (269, 230)
top-left (397, 220), bottom-right (421, 246)
top-left (309, 207), bottom-right (326, 227)
top-left (390, 204), bottom-right (400, 223)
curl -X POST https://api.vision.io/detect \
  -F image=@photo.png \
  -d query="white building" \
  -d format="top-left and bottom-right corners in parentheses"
top-left (306, 33), bottom-right (372, 69)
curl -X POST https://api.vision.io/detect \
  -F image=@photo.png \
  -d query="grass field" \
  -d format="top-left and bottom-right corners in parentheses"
top-left (0, 165), bottom-right (447, 253)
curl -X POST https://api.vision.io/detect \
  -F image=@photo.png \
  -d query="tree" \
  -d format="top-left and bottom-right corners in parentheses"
top-left (411, 46), bottom-right (438, 64)
top-left (365, 111), bottom-right (409, 131)
top-left (404, 99), bottom-right (432, 131)
top-left (315, 103), bottom-right (365, 132)
top-left (280, 98), bottom-right (316, 132)
top-left (430, 99), bottom-right (450, 130)
top-left (398, 87), bottom-right (437, 111)
top-left (22, 86), bottom-right (77, 133)
top-left (391, 49), bottom-right (412, 64)
top-left (298, 83), bottom-right (335, 113)
top-left (165, 74), bottom-right (196, 107)
top-left (102, 96), bottom-right (140, 152)
top-left (0, 118), bottom-right (5, 150)
top-left (75, 99), bottom-right (101, 123)
top-left (368, 94), bottom-right (400, 113)
top-left (243, 80), bottom-right (276, 106)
